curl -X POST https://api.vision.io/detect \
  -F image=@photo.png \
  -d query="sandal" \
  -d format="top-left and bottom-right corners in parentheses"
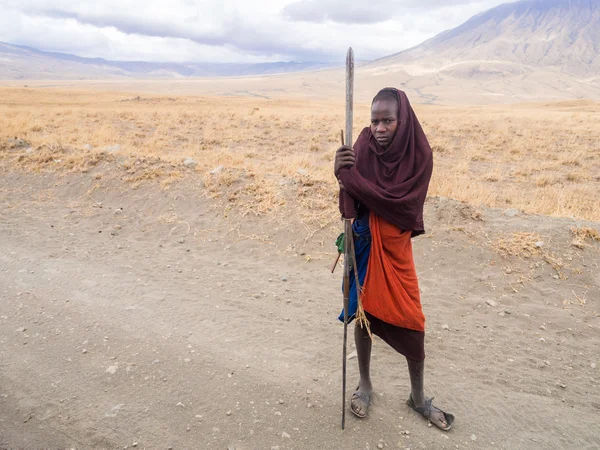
top-left (407, 394), bottom-right (454, 431)
top-left (350, 388), bottom-right (372, 418)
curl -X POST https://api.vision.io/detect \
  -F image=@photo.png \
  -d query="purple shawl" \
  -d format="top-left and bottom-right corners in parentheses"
top-left (338, 89), bottom-right (433, 236)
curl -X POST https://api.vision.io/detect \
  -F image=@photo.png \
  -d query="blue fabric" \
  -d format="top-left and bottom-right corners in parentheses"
top-left (338, 212), bottom-right (371, 323)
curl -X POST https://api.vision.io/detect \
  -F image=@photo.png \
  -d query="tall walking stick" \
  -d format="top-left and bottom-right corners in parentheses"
top-left (341, 46), bottom-right (354, 431)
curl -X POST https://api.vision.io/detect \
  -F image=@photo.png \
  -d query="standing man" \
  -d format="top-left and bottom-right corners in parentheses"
top-left (335, 87), bottom-right (454, 431)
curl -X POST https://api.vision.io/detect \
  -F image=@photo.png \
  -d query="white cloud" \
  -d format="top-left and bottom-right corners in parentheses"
top-left (0, 0), bottom-right (514, 63)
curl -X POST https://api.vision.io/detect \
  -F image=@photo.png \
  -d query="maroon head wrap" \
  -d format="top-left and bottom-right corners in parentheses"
top-left (337, 88), bottom-right (433, 237)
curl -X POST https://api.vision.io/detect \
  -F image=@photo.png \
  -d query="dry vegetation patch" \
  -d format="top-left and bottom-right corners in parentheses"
top-left (491, 232), bottom-right (545, 259)
top-left (1, 88), bottom-right (599, 223)
top-left (570, 226), bottom-right (600, 249)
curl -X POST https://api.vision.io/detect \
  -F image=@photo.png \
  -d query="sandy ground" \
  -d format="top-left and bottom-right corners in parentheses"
top-left (1, 164), bottom-right (599, 450)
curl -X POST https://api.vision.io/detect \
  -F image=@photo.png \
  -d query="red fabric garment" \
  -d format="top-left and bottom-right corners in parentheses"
top-left (362, 213), bottom-right (425, 332)
top-left (338, 89), bottom-right (433, 236)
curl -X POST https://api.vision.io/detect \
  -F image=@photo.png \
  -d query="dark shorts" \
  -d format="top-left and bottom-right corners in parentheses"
top-left (366, 311), bottom-right (425, 361)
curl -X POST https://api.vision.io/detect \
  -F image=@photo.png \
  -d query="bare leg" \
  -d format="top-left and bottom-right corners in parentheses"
top-left (406, 358), bottom-right (448, 429)
top-left (350, 323), bottom-right (373, 417)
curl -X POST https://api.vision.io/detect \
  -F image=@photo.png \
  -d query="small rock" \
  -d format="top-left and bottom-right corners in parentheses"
top-left (535, 241), bottom-right (544, 248)
top-left (226, 410), bottom-right (232, 416)
top-left (282, 432), bottom-right (291, 439)
top-left (16, 327), bottom-right (26, 332)
top-left (347, 350), bottom-right (358, 360)
top-left (83, 144), bottom-right (92, 150)
top-left (471, 434), bottom-right (477, 441)
top-left (486, 299), bottom-right (498, 307)
top-left (297, 169), bottom-right (308, 176)
top-left (106, 365), bottom-right (118, 374)
top-left (504, 209), bottom-right (519, 217)
top-left (591, 363), bottom-right (596, 369)
top-left (442, 324), bottom-right (450, 331)
top-left (105, 144), bottom-right (121, 153)
top-left (82, 349), bottom-right (88, 354)
top-left (210, 165), bottom-right (224, 175)
top-left (499, 312), bottom-right (506, 317)
top-left (378, 444), bottom-right (384, 449)
top-left (540, 325), bottom-right (546, 330)
top-left (281, 276), bottom-right (288, 282)
top-left (131, 442), bottom-right (138, 448)
top-left (183, 157), bottom-right (198, 168)
top-left (114, 208), bottom-right (123, 215)
top-left (306, 389), bottom-right (312, 394)
top-left (505, 268), bottom-right (512, 274)
top-left (559, 383), bottom-right (567, 389)
top-left (179, 238), bottom-right (185, 244)
top-left (278, 399), bottom-right (284, 404)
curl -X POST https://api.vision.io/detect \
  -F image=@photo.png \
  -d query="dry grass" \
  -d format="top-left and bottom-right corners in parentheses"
top-left (1, 88), bottom-right (599, 223)
top-left (491, 232), bottom-right (545, 259)
top-left (570, 226), bottom-right (600, 249)
top-left (491, 232), bottom-right (566, 278)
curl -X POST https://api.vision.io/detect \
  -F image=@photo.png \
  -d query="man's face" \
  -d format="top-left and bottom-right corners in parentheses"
top-left (370, 99), bottom-right (398, 149)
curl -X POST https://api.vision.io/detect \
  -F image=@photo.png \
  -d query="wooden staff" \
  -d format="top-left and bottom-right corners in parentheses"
top-left (341, 46), bottom-right (354, 431)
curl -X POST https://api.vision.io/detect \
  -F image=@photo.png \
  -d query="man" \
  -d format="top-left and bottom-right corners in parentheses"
top-left (334, 87), bottom-right (454, 431)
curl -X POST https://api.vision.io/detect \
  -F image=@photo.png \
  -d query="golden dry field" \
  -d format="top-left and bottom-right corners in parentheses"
top-left (1, 87), bottom-right (599, 225)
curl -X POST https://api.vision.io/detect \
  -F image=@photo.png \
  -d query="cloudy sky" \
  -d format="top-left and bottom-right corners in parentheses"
top-left (0, 0), bottom-right (515, 63)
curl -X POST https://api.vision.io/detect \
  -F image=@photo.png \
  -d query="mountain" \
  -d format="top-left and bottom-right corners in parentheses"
top-left (370, 0), bottom-right (599, 77)
top-left (359, 0), bottom-right (600, 103)
top-left (1, 0), bottom-right (599, 104)
top-left (0, 41), bottom-right (332, 80)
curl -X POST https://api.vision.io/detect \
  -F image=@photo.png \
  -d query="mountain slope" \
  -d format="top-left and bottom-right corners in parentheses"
top-left (354, 0), bottom-right (600, 104)
top-left (0, 42), bottom-right (331, 80)
top-left (369, 0), bottom-right (600, 77)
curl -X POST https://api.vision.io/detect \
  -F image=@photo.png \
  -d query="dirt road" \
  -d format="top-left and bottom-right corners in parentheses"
top-left (1, 170), bottom-right (599, 449)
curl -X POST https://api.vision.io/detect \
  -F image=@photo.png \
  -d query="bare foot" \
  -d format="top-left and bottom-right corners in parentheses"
top-left (425, 405), bottom-right (448, 429)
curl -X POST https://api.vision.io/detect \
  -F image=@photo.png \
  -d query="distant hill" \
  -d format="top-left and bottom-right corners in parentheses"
top-left (370, 0), bottom-right (599, 77)
top-left (1, 0), bottom-right (599, 104)
top-left (358, 0), bottom-right (600, 103)
top-left (0, 41), bottom-right (332, 80)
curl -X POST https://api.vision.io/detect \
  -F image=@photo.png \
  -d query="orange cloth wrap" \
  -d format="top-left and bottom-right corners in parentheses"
top-left (362, 213), bottom-right (425, 332)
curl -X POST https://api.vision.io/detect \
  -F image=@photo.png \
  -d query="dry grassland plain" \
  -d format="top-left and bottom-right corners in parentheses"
top-left (1, 87), bottom-right (600, 449)
top-left (1, 88), bottom-right (599, 225)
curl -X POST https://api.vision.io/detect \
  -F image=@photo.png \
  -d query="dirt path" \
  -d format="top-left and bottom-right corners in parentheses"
top-left (1, 170), bottom-right (599, 449)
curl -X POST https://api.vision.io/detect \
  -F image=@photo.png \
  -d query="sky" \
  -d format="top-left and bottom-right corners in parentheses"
top-left (0, 0), bottom-right (516, 63)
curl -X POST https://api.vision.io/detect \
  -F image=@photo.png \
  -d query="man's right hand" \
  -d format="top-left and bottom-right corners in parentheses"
top-left (334, 145), bottom-right (355, 178)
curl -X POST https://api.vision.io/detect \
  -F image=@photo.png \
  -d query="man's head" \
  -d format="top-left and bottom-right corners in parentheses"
top-left (371, 88), bottom-right (399, 150)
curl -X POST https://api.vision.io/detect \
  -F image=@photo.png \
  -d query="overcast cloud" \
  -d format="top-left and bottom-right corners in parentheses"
top-left (0, 0), bottom-right (514, 63)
